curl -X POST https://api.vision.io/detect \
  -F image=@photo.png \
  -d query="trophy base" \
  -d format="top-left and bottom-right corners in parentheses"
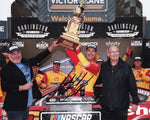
top-left (57, 35), bottom-right (80, 50)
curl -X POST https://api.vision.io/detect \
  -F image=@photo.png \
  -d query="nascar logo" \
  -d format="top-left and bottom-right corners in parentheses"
top-left (40, 111), bottom-right (100, 120)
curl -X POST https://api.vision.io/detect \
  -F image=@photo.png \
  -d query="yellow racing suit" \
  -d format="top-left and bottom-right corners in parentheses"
top-left (66, 49), bottom-right (100, 96)
top-left (122, 54), bottom-right (150, 90)
top-left (34, 73), bottom-right (46, 92)
top-left (0, 57), bottom-right (9, 102)
top-left (42, 69), bottom-right (66, 88)
top-left (132, 68), bottom-right (150, 90)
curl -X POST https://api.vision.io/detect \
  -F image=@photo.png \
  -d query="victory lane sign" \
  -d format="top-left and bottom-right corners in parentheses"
top-left (38, 0), bottom-right (116, 23)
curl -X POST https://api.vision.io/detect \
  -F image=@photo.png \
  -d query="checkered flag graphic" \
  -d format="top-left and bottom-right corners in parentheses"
top-left (116, 0), bottom-right (142, 17)
top-left (11, 0), bottom-right (38, 17)
top-left (23, 0), bottom-right (38, 17)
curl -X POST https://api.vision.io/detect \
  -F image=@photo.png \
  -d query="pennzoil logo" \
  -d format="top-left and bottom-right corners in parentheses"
top-left (81, 42), bottom-right (98, 46)
top-left (48, 0), bottom-right (107, 12)
top-left (106, 23), bottom-right (139, 38)
top-left (16, 24), bottom-right (50, 38)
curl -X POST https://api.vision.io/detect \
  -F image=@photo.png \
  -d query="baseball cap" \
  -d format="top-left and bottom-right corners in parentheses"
top-left (96, 58), bottom-right (104, 63)
top-left (134, 56), bottom-right (142, 61)
top-left (53, 60), bottom-right (61, 64)
top-left (86, 44), bottom-right (97, 51)
top-left (36, 63), bottom-right (40, 66)
top-left (7, 45), bottom-right (20, 54)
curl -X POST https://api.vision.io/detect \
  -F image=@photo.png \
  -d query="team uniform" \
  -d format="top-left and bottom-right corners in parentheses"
top-left (42, 70), bottom-right (66, 88)
top-left (0, 77), bottom-right (3, 100)
top-left (122, 54), bottom-right (150, 90)
top-left (122, 53), bottom-right (128, 62)
top-left (34, 73), bottom-right (46, 92)
top-left (133, 68), bottom-right (150, 90)
top-left (66, 49), bottom-right (100, 96)
top-left (0, 56), bottom-right (9, 102)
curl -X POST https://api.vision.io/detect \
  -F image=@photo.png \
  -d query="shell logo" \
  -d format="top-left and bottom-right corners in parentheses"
top-left (54, 77), bottom-right (59, 82)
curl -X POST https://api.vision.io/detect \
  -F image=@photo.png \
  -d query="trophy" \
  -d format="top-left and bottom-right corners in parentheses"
top-left (57, 2), bottom-right (86, 50)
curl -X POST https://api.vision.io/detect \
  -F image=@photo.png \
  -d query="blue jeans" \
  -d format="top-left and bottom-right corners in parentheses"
top-left (6, 107), bottom-right (29, 120)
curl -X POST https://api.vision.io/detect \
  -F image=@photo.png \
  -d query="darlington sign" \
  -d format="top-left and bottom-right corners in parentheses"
top-left (38, 0), bottom-right (116, 23)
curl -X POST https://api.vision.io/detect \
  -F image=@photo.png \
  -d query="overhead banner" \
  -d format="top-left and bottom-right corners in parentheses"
top-left (0, 21), bottom-right (7, 39)
top-left (10, 17), bottom-right (143, 39)
top-left (38, 0), bottom-right (116, 23)
top-left (11, 0), bottom-right (143, 23)
top-left (10, 18), bottom-right (64, 39)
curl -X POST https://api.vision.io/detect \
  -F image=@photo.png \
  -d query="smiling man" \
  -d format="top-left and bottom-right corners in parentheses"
top-left (65, 43), bottom-right (100, 96)
top-left (1, 41), bottom-right (58, 120)
top-left (133, 56), bottom-right (150, 90)
top-left (42, 60), bottom-right (66, 89)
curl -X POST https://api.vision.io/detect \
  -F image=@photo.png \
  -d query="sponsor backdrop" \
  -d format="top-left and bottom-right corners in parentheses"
top-left (10, 17), bottom-right (143, 39)
top-left (0, 38), bottom-right (142, 74)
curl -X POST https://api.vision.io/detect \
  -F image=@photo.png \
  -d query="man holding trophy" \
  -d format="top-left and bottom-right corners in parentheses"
top-left (57, 1), bottom-right (101, 96)
top-left (65, 43), bottom-right (101, 96)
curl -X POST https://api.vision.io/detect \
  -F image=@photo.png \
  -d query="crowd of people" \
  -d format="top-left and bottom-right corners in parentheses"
top-left (0, 41), bottom-right (150, 120)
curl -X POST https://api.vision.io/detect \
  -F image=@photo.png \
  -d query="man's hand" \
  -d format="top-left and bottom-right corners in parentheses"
top-left (131, 104), bottom-right (138, 112)
top-left (19, 82), bottom-right (33, 91)
top-left (126, 48), bottom-right (133, 58)
top-left (76, 43), bottom-right (81, 50)
top-left (48, 41), bottom-right (59, 52)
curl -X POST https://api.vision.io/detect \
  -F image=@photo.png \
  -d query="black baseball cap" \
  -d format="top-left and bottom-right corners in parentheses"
top-left (53, 60), bottom-right (61, 64)
top-left (7, 45), bottom-right (20, 54)
top-left (86, 44), bottom-right (97, 51)
top-left (36, 63), bottom-right (40, 66)
top-left (134, 56), bottom-right (142, 61)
